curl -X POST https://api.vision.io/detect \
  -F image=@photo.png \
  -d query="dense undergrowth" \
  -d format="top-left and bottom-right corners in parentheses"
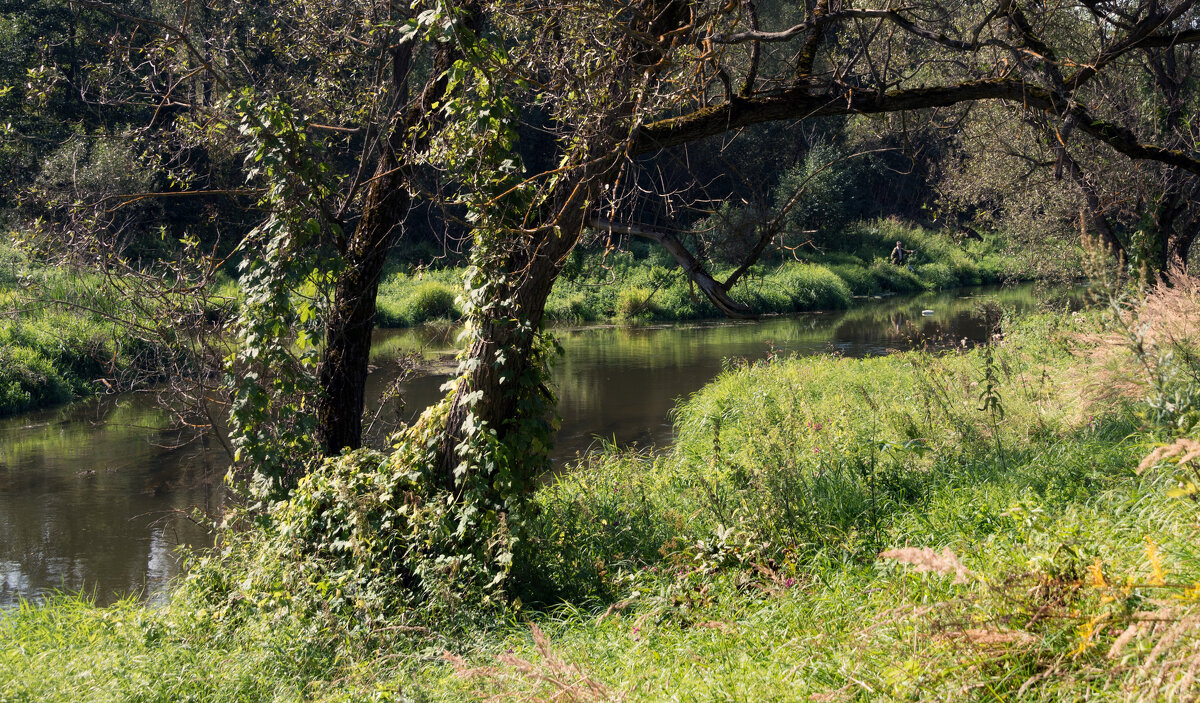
top-left (4, 270), bottom-right (1200, 701)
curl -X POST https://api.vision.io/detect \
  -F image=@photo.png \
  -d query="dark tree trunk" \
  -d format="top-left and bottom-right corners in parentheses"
top-left (314, 14), bottom-right (471, 455)
top-left (316, 160), bottom-right (411, 454)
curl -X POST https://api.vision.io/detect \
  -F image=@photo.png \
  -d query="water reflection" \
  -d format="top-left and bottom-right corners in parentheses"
top-left (0, 400), bottom-right (226, 608)
top-left (0, 282), bottom-right (1075, 606)
top-left (369, 283), bottom-right (1076, 459)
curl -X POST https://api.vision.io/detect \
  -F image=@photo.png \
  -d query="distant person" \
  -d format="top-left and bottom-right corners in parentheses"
top-left (890, 240), bottom-right (914, 266)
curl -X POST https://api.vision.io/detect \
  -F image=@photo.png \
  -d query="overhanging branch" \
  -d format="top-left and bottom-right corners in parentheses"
top-left (633, 79), bottom-right (1200, 176)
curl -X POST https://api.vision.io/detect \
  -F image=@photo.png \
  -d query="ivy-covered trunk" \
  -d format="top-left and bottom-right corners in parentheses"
top-left (436, 215), bottom-right (584, 487)
top-left (432, 0), bottom-right (694, 486)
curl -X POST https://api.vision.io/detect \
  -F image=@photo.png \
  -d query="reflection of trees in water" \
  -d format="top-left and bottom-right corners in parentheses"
top-left (0, 395), bottom-right (224, 607)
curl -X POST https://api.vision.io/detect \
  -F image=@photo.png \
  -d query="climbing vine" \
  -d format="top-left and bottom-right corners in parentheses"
top-left (205, 3), bottom-right (563, 620)
top-left (226, 93), bottom-right (340, 503)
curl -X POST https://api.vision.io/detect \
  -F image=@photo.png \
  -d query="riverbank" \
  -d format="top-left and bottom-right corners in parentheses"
top-left (0, 283), bottom-right (1061, 608)
top-left (377, 219), bottom-right (1067, 326)
top-left (5, 280), bottom-right (1198, 701)
top-left (0, 243), bottom-right (183, 418)
top-left (0, 220), bottom-right (1071, 418)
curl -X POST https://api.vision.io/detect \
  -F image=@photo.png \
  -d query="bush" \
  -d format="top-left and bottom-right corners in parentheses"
top-left (773, 263), bottom-right (854, 310)
top-left (0, 240), bottom-right (24, 285)
top-left (615, 286), bottom-right (661, 319)
top-left (377, 280), bottom-right (462, 327)
top-left (915, 262), bottom-right (958, 289)
top-left (545, 292), bottom-right (599, 323)
top-left (867, 258), bottom-right (925, 292)
top-left (405, 282), bottom-right (459, 324)
top-left (0, 344), bottom-right (71, 416)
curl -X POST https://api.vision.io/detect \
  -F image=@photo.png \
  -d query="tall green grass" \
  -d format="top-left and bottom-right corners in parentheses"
top-left (0, 241), bottom-right (177, 416)
top-left (375, 267), bottom-right (464, 327)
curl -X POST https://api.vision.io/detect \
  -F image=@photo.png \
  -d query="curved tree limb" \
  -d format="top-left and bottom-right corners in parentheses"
top-left (633, 78), bottom-right (1200, 175)
top-left (589, 217), bottom-right (757, 318)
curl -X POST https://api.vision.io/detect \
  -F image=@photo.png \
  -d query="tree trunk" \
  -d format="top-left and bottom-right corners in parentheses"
top-left (313, 11), bottom-right (473, 455)
top-left (316, 160), bottom-right (410, 454)
top-left (437, 214), bottom-right (582, 484)
top-left (1169, 227), bottom-right (1196, 271)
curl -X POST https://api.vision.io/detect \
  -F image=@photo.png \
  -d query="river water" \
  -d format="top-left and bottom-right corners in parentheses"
top-left (0, 283), bottom-right (1074, 607)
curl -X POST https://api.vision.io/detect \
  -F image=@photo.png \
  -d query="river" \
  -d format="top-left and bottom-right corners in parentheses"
top-left (0, 283), bottom-right (1076, 607)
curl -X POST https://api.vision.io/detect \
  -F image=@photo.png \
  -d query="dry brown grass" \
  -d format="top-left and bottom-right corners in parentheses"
top-left (1139, 438), bottom-right (1200, 475)
top-left (879, 547), bottom-right (974, 584)
top-left (444, 624), bottom-right (619, 702)
top-left (1070, 266), bottom-right (1200, 420)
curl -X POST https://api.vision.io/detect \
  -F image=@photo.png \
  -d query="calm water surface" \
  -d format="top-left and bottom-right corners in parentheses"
top-left (0, 283), bottom-right (1075, 607)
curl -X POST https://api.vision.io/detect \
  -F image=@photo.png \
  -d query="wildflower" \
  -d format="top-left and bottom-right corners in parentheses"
top-left (784, 577), bottom-right (796, 587)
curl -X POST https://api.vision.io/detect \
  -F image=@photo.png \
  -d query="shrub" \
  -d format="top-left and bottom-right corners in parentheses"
top-left (916, 262), bottom-right (958, 289)
top-left (615, 286), bottom-right (660, 319)
top-left (771, 263), bottom-right (853, 310)
top-left (0, 240), bottom-right (24, 285)
top-left (377, 280), bottom-right (461, 327)
top-left (404, 282), bottom-right (459, 324)
top-left (867, 258), bottom-right (925, 292)
top-left (545, 292), bottom-right (599, 323)
top-left (0, 345), bottom-right (70, 416)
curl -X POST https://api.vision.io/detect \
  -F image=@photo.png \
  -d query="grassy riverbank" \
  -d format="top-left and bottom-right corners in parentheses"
top-left (0, 242), bottom-right (180, 418)
top-left (0, 220), bottom-right (1066, 417)
top-left (5, 279), bottom-right (1199, 701)
top-left (375, 220), bottom-right (1066, 326)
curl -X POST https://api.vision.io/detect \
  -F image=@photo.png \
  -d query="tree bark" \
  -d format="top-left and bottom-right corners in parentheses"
top-left (632, 79), bottom-right (1200, 176)
top-left (316, 159), bottom-right (411, 454)
top-left (315, 13), bottom-right (472, 454)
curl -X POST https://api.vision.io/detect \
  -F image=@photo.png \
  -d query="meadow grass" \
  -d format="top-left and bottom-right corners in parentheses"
top-left (4, 295), bottom-right (1199, 701)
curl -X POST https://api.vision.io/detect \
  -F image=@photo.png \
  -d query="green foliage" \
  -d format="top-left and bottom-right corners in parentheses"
top-left (376, 279), bottom-right (462, 327)
top-left (0, 343), bottom-right (71, 414)
top-left (189, 8), bottom-right (559, 627)
top-left (0, 241), bottom-right (182, 416)
top-left (0, 595), bottom-right (346, 703)
top-left (615, 286), bottom-right (660, 320)
top-left (543, 221), bottom-right (1027, 325)
top-left (772, 140), bottom-right (869, 248)
top-left (225, 94), bottom-right (340, 500)
top-left (9, 309), bottom-right (1200, 701)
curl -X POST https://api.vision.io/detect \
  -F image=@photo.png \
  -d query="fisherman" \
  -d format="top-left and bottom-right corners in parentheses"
top-left (890, 240), bottom-right (914, 266)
